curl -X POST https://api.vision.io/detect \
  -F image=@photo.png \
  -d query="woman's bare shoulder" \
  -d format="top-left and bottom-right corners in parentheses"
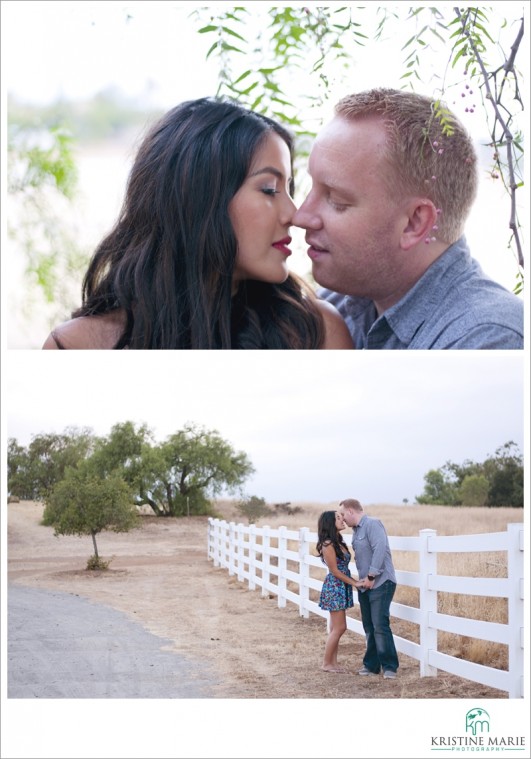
top-left (42, 311), bottom-right (126, 350)
top-left (315, 299), bottom-right (355, 349)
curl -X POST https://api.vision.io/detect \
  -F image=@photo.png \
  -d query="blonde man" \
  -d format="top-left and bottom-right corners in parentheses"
top-left (338, 499), bottom-right (399, 678)
top-left (293, 88), bottom-right (523, 349)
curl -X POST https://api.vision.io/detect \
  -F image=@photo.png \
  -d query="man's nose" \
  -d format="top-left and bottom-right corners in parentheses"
top-left (292, 194), bottom-right (321, 230)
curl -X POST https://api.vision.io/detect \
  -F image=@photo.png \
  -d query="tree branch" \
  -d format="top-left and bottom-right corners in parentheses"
top-left (454, 8), bottom-right (524, 269)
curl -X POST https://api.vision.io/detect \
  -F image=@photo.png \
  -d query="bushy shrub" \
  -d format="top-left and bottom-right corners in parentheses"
top-left (86, 554), bottom-right (111, 571)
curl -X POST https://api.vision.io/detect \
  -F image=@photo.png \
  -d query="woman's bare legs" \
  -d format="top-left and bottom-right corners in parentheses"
top-left (322, 610), bottom-right (348, 672)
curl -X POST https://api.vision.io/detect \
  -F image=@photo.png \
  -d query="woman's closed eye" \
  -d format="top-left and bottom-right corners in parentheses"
top-left (261, 187), bottom-right (280, 196)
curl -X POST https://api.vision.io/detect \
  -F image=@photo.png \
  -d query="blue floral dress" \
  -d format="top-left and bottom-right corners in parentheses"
top-left (319, 548), bottom-right (354, 611)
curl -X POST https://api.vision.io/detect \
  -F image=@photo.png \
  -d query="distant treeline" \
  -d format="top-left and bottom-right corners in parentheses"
top-left (8, 88), bottom-right (164, 143)
top-left (415, 441), bottom-right (523, 507)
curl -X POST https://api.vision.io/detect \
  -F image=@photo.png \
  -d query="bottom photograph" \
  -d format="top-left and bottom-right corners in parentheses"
top-left (3, 349), bottom-right (527, 758)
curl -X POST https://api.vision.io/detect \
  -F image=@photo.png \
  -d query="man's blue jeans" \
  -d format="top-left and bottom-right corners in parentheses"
top-left (358, 580), bottom-right (399, 673)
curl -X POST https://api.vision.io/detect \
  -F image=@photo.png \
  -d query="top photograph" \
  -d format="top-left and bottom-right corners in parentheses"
top-left (4, 3), bottom-right (525, 349)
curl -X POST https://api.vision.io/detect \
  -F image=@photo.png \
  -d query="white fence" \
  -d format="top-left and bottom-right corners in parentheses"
top-left (207, 518), bottom-right (524, 698)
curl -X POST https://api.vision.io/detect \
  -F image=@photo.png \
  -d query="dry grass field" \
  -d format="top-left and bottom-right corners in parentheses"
top-left (7, 499), bottom-right (523, 699)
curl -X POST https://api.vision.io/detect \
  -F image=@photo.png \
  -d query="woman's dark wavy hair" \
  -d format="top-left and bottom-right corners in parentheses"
top-left (73, 97), bottom-right (325, 349)
top-left (316, 511), bottom-right (350, 561)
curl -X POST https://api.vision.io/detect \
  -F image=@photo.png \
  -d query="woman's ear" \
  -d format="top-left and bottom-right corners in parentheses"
top-left (399, 198), bottom-right (438, 251)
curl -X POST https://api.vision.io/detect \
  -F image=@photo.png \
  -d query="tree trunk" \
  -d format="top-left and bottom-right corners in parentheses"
top-left (139, 493), bottom-right (163, 517)
top-left (91, 531), bottom-right (99, 558)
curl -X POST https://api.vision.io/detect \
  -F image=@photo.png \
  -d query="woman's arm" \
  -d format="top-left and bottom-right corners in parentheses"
top-left (315, 300), bottom-right (355, 349)
top-left (322, 544), bottom-right (359, 586)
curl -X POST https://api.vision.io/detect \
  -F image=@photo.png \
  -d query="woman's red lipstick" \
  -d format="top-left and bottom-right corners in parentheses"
top-left (272, 236), bottom-right (292, 256)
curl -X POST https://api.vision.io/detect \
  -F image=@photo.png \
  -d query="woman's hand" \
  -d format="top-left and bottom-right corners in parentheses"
top-left (357, 577), bottom-right (375, 589)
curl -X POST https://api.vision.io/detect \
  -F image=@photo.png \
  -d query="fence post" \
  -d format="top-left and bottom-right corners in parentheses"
top-left (419, 528), bottom-right (437, 677)
top-left (207, 517), bottom-right (213, 560)
top-left (237, 523), bottom-right (245, 581)
top-left (298, 527), bottom-right (310, 618)
top-left (261, 526), bottom-right (271, 598)
top-left (220, 520), bottom-right (229, 568)
top-left (228, 521), bottom-right (236, 577)
top-left (215, 518), bottom-right (223, 567)
top-left (209, 518), bottom-right (219, 566)
top-left (248, 524), bottom-right (257, 591)
top-left (277, 525), bottom-right (287, 608)
top-left (507, 522), bottom-right (524, 698)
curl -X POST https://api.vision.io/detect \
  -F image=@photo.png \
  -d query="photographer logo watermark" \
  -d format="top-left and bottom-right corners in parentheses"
top-left (466, 708), bottom-right (490, 736)
top-left (431, 707), bottom-right (526, 751)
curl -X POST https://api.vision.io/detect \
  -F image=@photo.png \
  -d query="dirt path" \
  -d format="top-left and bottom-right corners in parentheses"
top-left (7, 501), bottom-right (506, 699)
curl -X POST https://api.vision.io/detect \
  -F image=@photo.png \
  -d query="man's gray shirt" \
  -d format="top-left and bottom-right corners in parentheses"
top-left (319, 237), bottom-right (523, 349)
top-left (351, 515), bottom-right (396, 593)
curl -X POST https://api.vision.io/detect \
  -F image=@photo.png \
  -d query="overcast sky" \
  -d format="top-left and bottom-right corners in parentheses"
top-left (5, 350), bottom-right (525, 506)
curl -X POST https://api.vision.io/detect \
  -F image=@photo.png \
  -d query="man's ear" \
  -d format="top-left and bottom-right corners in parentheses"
top-left (400, 198), bottom-right (438, 251)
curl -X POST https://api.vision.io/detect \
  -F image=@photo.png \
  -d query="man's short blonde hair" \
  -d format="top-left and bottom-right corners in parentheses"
top-left (335, 88), bottom-right (478, 244)
top-left (340, 499), bottom-right (363, 512)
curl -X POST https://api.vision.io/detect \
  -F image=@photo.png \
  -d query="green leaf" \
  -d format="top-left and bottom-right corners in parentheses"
top-left (250, 94), bottom-right (264, 110)
top-left (473, 22), bottom-right (495, 44)
top-left (233, 69), bottom-right (252, 85)
top-left (220, 42), bottom-right (245, 54)
top-left (258, 66), bottom-right (283, 75)
top-left (206, 41), bottom-right (219, 60)
top-left (238, 81), bottom-right (259, 97)
top-left (221, 25), bottom-right (247, 41)
top-left (451, 46), bottom-right (466, 67)
top-left (430, 27), bottom-right (446, 44)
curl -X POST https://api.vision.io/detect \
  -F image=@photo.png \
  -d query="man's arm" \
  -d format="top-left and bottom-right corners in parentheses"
top-left (365, 520), bottom-right (388, 576)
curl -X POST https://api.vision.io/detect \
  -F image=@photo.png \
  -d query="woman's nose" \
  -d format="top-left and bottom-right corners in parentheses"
top-left (281, 194), bottom-right (298, 225)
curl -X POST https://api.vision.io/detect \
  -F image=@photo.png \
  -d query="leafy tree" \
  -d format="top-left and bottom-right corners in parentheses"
top-left (42, 467), bottom-right (138, 570)
top-left (416, 468), bottom-right (459, 506)
top-left (7, 438), bottom-right (32, 499)
top-left (192, 5), bottom-right (524, 289)
top-left (7, 91), bottom-right (165, 333)
top-left (484, 441), bottom-right (524, 507)
top-left (458, 474), bottom-right (490, 506)
top-left (8, 421), bottom-right (254, 517)
top-left (236, 495), bottom-right (273, 525)
top-left (7, 121), bottom-right (88, 319)
top-left (132, 423), bottom-right (255, 517)
top-left (7, 428), bottom-right (95, 500)
top-left (87, 421), bottom-right (153, 486)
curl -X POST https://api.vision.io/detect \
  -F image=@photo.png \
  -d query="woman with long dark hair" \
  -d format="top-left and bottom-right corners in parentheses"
top-left (42, 97), bottom-right (353, 349)
top-left (316, 510), bottom-right (360, 672)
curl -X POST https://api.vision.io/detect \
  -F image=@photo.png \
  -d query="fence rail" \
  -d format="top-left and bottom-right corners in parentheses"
top-left (207, 518), bottom-right (524, 698)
